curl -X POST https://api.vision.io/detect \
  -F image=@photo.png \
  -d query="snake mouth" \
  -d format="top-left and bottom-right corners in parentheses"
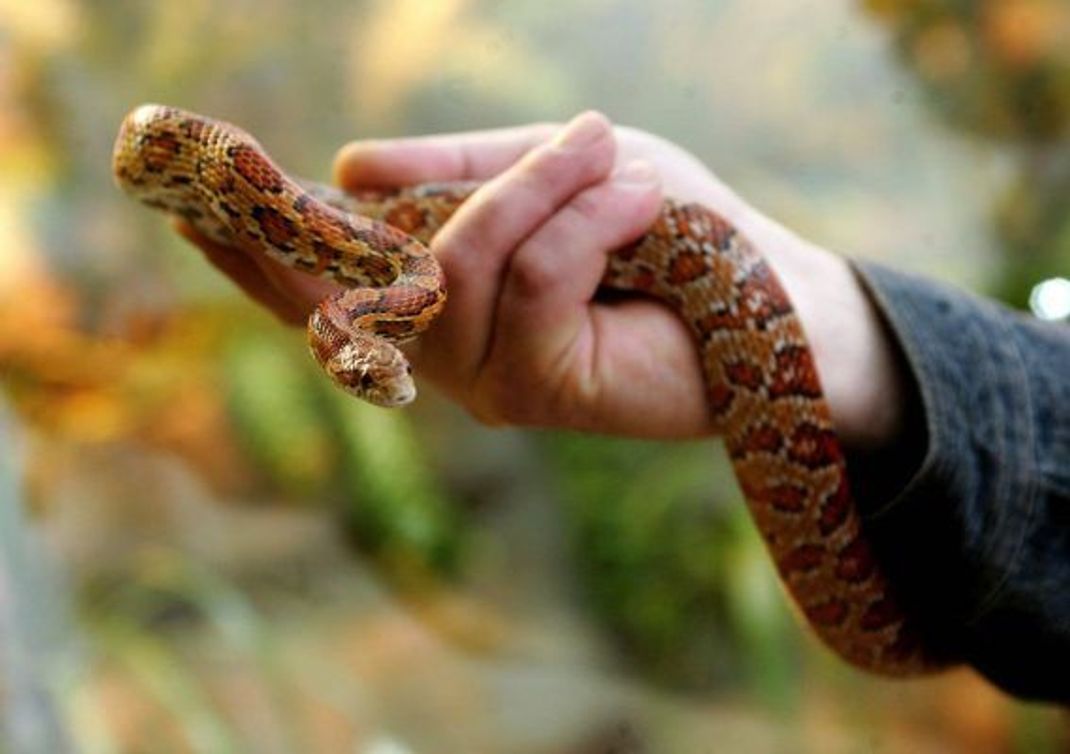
top-left (326, 344), bottom-right (417, 407)
top-left (307, 308), bottom-right (416, 407)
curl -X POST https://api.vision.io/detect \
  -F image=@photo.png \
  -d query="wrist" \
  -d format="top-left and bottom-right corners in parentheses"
top-left (735, 211), bottom-right (910, 452)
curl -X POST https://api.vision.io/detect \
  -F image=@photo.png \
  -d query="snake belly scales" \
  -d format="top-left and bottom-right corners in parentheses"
top-left (113, 104), bottom-right (941, 675)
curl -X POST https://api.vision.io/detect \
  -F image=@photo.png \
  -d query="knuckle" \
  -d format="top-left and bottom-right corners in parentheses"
top-left (564, 190), bottom-right (604, 225)
top-left (430, 217), bottom-right (477, 271)
top-left (508, 246), bottom-right (565, 299)
top-left (539, 131), bottom-right (612, 178)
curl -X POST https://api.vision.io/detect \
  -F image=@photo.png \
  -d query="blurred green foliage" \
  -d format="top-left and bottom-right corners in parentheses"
top-left (868, 0), bottom-right (1067, 143)
top-left (221, 323), bottom-right (464, 582)
top-left (864, 0), bottom-right (1069, 306)
top-left (992, 156), bottom-right (1070, 307)
top-left (325, 389), bottom-right (464, 582)
top-left (546, 434), bottom-right (797, 703)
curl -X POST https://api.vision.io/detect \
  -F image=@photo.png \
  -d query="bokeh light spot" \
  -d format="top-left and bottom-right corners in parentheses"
top-left (1029, 277), bottom-right (1070, 321)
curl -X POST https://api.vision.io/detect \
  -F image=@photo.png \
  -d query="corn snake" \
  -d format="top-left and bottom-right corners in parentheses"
top-left (113, 104), bottom-right (942, 675)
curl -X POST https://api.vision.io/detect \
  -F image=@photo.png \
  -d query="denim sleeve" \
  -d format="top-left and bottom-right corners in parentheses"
top-left (848, 261), bottom-right (1070, 703)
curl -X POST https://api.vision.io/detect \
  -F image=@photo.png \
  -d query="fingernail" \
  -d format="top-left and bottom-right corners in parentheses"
top-left (614, 159), bottom-right (658, 186)
top-left (555, 111), bottom-right (608, 149)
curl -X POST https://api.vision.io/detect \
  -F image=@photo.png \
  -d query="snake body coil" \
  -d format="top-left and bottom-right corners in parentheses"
top-left (114, 104), bottom-right (942, 675)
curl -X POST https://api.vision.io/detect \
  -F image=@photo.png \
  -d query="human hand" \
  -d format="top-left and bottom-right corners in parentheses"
top-left (178, 113), bottom-right (908, 448)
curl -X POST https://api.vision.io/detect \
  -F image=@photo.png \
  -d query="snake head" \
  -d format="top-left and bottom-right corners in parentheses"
top-left (113, 104), bottom-right (244, 242)
top-left (308, 307), bottom-right (417, 407)
top-left (113, 105), bottom-right (190, 194)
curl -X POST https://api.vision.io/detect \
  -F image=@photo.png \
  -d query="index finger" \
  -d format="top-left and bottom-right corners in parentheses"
top-left (333, 121), bottom-right (559, 190)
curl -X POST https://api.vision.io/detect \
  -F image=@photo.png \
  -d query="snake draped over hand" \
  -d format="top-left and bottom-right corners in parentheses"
top-left (113, 104), bottom-right (945, 676)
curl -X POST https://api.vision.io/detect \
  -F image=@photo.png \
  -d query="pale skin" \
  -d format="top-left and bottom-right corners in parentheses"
top-left (176, 112), bottom-right (909, 452)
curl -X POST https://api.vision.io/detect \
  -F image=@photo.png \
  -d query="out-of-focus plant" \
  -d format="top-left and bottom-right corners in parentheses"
top-left (863, 0), bottom-right (1069, 306)
top-left (992, 153), bottom-right (1070, 307)
top-left (219, 322), bottom-right (465, 584)
top-left (83, 550), bottom-right (312, 754)
top-left (322, 387), bottom-right (465, 585)
top-left (0, 278), bottom-right (464, 588)
top-left (544, 433), bottom-right (797, 705)
top-left (0, 405), bottom-right (80, 754)
top-left (864, 0), bottom-right (1067, 142)
top-left (222, 328), bottom-right (337, 496)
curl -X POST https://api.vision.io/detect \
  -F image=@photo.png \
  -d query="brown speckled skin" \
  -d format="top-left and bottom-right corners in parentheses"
top-left (114, 104), bottom-right (941, 674)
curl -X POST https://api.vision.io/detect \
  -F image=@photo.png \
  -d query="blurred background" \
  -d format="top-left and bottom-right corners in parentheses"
top-left (0, 0), bottom-right (1067, 752)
